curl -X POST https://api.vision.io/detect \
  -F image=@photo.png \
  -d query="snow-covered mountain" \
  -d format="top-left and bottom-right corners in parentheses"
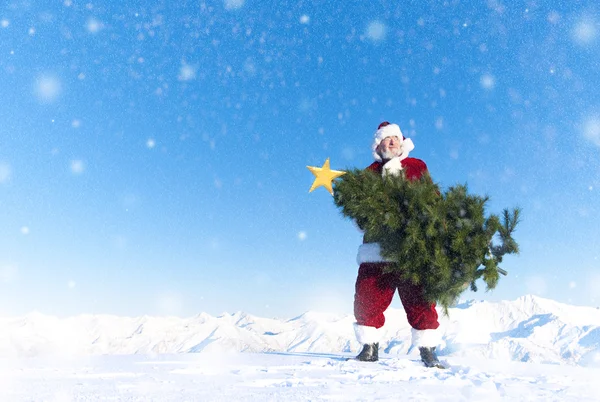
top-left (2, 295), bottom-right (600, 367)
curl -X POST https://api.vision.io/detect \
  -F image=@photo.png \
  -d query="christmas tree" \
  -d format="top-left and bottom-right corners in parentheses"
top-left (333, 169), bottom-right (520, 312)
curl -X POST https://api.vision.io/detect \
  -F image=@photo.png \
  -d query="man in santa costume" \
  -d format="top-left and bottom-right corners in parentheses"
top-left (353, 121), bottom-right (443, 368)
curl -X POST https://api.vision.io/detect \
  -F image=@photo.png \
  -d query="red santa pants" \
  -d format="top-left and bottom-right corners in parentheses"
top-left (354, 263), bottom-right (439, 330)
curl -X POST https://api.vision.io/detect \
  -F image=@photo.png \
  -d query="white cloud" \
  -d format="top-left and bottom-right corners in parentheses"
top-left (365, 21), bottom-right (387, 42)
top-left (224, 0), bottom-right (244, 10)
top-left (34, 75), bottom-right (62, 103)
top-left (572, 18), bottom-right (597, 45)
top-left (582, 116), bottom-right (600, 146)
top-left (70, 160), bottom-right (85, 175)
top-left (480, 74), bottom-right (495, 90)
top-left (0, 162), bottom-right (11, 183)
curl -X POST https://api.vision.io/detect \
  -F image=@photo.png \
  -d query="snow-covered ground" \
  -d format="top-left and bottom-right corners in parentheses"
top-left (3, 352), bottom-right (600, 401)
top-left (3, 295), bottom-right (600, 400)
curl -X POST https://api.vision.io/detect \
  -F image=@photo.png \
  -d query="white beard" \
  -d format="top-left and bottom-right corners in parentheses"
top-left (379, 147), bottom-right (402, 161)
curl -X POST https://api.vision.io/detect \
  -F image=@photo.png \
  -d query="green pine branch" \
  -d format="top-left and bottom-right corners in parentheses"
top-left (333, 169), bottom-right (521, 312)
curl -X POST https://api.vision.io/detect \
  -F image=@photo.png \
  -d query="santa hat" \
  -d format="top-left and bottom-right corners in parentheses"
top-left (372, 121), bottom-right (414, 161)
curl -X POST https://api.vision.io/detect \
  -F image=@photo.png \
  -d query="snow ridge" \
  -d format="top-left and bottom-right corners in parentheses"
top-left (2, 295), bottom-right (600, 366)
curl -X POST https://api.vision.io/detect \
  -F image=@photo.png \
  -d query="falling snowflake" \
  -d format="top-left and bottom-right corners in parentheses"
top-left (583, 116), bottom-right (600, 146)
top-left (34, 75), bottom-right (62, 102)
top-left (243, 58), bottom-right (256, 76)
top-left (157, 292), bottom-right (184, 315)
top-left (572, 17), bottom-right (597, 45)
top-left (70, 160), bottom-right (85, 174)
top-left (299, 15), bottom-right (310, 24)
top-left (547, 11), bottom-right (560, 25)
top-left (365, 21), bottom-right (387, 42)
top-left (435, 117), bottom-right (444, 130)
top-left (224, 0), bottom-right (244, 10)
top-left (0, 162), bottom-right (11, 183)
top-left (0, 265), bottom-right (17, 283)
top-left (178, 64), bottom-right (196, 81)
top-left (86, 18), bottom-right (104, 33)
top-left (298, 231), bottom-right (307, 241)
top-left (342, 147), bottom-right (355, 160)
top-left (526, 276), bottom-right (548, 296)
top-left (480, 74), bottom-right (495, 89)
top-left (587, 274), bottom-right (600, 302)
top-left (113, 235), bottom-right (128, 250)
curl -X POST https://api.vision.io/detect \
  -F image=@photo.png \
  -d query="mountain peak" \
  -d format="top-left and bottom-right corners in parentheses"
top-left (3, 297), bottom-right (600, 366)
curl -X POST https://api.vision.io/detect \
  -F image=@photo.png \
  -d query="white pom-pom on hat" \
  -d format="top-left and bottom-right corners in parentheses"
top-left (372, 121), bottom-right (414, 161)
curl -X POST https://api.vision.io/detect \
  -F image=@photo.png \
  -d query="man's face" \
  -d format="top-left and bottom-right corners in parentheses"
top-left (377, 136), bottom-right (402, 160)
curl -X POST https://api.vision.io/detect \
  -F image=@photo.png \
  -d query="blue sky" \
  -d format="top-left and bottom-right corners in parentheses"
top-left (1, 1), bottom-right (599, 318)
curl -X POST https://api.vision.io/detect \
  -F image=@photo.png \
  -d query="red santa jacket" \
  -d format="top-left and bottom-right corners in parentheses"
top-left (357, 157), bottom-right (429, 264)
top-left (366, 157), bottom-right (428, 181)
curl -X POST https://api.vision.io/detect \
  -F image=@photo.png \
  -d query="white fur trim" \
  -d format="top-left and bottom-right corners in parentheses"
top-left (356, 243), bottom-right (392, 264)
top-left (382, 157), bottom-right (404, 176)
top-left (372, 124), bottom-right (415, 162)
top-left (372, 124), bottom-right (403, 161)
top-left (354, 323), bottom-right (381, 344)
top-left (398, 138), bottom-right (414, 160)
top-left (411, 328), bottom-right (441, 348)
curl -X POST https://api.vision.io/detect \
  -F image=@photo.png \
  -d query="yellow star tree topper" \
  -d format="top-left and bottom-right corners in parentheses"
top-left (307, 158), bottom-right (346, 195)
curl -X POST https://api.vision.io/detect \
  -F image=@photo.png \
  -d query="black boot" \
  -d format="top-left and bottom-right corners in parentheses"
top-left (419, 346), bottom-right (446, 369)
top-left (355, 343), bottom-right (379, 362)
